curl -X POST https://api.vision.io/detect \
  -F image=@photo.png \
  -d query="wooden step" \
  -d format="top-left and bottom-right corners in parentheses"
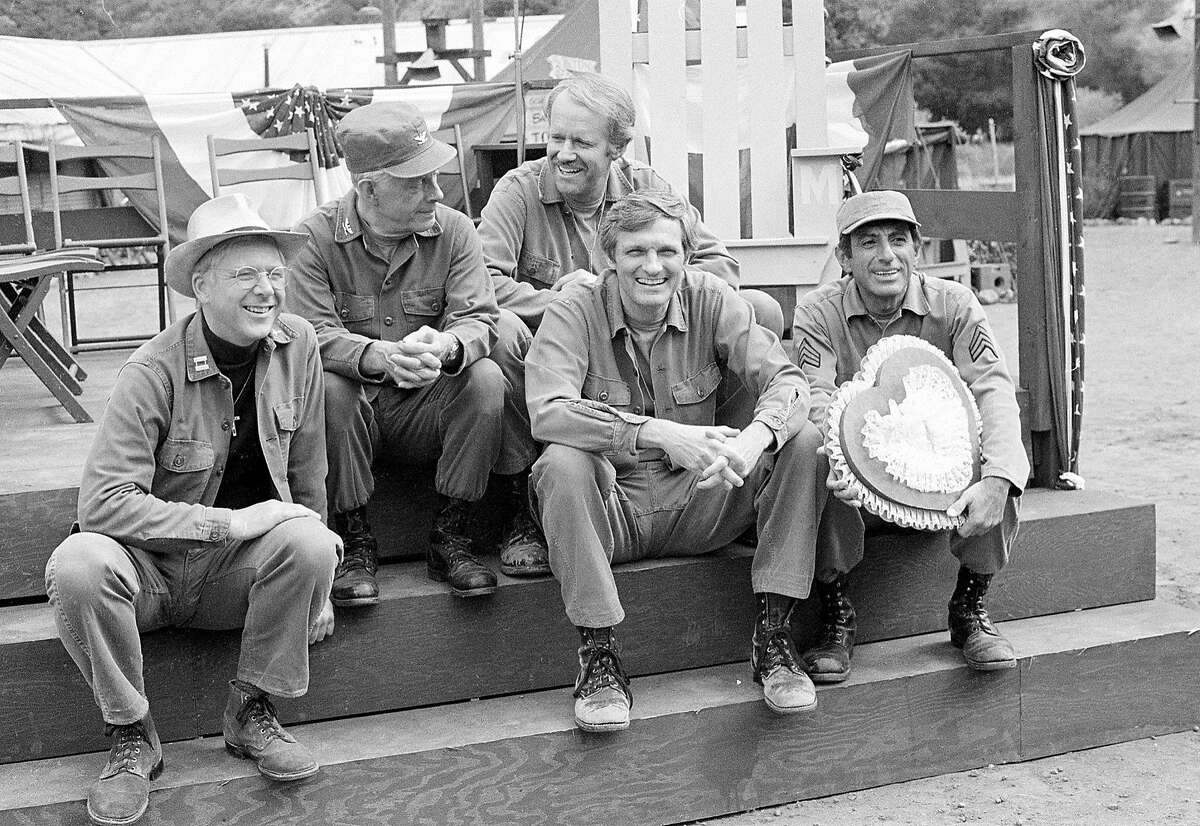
top-left (0, 489), bottom-right (1155, 765)
top-left (3, 600), bottom-right (1197, 824)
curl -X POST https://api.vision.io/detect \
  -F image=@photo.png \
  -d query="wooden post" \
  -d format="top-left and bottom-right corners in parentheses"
top-left (1192, 0), bottom-right (1200, 243)
top-left (381, 0), bottom-right (398, 86)
top-left (471, 0), bottom-right (487, 84)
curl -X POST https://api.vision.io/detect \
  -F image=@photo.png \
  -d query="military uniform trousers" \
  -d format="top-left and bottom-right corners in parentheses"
top-left (813, 449), bottom-right (1021, 582)
top-left (45, 517), bottom-right (339, 726)
top-left (531, 422), bottom-right (826, 629)
top-left (324, 308), bottom-right (535, 511)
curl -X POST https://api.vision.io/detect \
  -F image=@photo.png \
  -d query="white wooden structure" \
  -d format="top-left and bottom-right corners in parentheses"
top-left (597, 0), bottom-right (855, 295)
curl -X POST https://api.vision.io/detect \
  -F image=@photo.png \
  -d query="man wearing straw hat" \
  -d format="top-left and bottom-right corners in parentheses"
top-left (290, 100), bottom-right (545, 604)
top-left (45, 193), bottom-right (338, 826)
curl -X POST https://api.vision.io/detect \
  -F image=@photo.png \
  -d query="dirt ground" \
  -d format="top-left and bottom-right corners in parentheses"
top-left (707, 222), bottom-right (1200, 825)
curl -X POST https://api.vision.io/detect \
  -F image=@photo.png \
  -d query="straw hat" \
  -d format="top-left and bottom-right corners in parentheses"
top-left (164, 193), bottom-right (308, 298)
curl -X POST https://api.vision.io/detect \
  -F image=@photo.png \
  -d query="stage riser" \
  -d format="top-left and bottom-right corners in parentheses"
top-left (7, 605), bottom-right (1197, 825)
top-left (0, 490), bottom-right (1156, 765)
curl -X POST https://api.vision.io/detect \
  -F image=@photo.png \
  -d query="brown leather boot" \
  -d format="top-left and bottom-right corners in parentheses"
top-left (948, 567), bottom-right (1016, 670)
top-left (800, 574), bottom-right (857, 683)
top-left (752, 593), bottom-right (817, 714)
top-left (86, 714), bottom-right (163, 826)
top-left (222, 681), bottom-right (318, 782)
top-left (496, 471), bottom-right (550, 577)
top-left (330, 506), bottom-right (380, 607)
top-left (573, 626), bottom-right (632, 732)
top-left (427, 496), bottom-right (496, 597)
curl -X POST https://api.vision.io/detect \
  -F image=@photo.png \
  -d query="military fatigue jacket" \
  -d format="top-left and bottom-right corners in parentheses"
top-left (290, 192), bottom-right (498, 383)
top-left (792, 272), bottom-right (1030, 491)
top-left (527, 268), bottom-right (809, 468)
top-left (77, 311), bottom-right (327, 551)
top-left (478, 156), bottom-right (740, 329)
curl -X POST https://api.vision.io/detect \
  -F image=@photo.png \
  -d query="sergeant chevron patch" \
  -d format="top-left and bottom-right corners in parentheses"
top-left (969, 325), bottom-right (997, 362)
top-left (796, 338), bottom-right (821, 370)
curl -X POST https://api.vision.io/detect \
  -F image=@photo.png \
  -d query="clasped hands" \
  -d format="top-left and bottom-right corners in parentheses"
top-left (364, 326), bottom-right (458, 389)
top-left (640, 419), bottom-right (774, 491)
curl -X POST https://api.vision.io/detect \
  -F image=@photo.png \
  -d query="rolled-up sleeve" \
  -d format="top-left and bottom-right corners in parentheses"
top-left (526, 296), bottom-right (647, 457)
top-left (78, 363), bottom-right (233, 547)
top-left (714, 287), bottom-right (810, 449)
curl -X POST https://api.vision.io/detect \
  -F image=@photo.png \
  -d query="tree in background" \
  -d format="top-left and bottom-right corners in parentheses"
top-left (824, 0), bottom-right (1184, 136)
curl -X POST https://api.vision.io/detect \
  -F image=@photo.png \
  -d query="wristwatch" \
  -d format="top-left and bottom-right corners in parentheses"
top-left (442, 334), bottom-right (462, 369)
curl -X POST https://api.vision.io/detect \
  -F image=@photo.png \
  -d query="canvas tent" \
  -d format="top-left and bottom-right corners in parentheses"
top-left (1080, 62), bottom-right (1192, 217)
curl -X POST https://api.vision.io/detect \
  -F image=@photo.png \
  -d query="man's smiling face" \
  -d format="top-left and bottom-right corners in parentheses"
top-left (612, 217), bottom-right (686, 327)
top-left (836, 219), bottom-right (919, 313)
top-left (193, 237), bottom-right (286, 347)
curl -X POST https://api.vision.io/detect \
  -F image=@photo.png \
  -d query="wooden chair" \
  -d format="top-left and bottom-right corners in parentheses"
top-left (48, 137), bottom-right (173, 351)
top-left (0, 140), bottom-right (37, 255)
top-left (207, 128), bottom-right (326, 213)
top-left (432, 124), bottom-right (475, 220)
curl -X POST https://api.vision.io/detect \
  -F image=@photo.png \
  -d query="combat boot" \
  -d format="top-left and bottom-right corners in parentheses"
top-left (800, 574), bottom-right (856, 683)
top-left (427, 496), bottom-right (496, 597)
top-left (223, 681), bottom-right (318, 781)
top-left (87, 714), bottom-right (163, 826)
top-left (496, 471), bottom-right (550, 577)
top-left (752, 592), bottom-right (817, 714)
top-left (573, 626), bottom-right (632, 732)
top-left (948, 567), bottom-right (1016, 670)
top-left (330, 506), bottom-right (380, 607)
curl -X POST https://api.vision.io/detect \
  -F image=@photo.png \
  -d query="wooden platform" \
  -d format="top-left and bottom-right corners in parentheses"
top-left (0, 486), bottom-right (1156, 764)
top-left (3, 600), bottom-right (1197, 824)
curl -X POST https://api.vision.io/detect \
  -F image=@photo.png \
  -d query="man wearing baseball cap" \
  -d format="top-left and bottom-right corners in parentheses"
top-left (289, 101), bottom-right (544, 604)
top-left (45, 193), bottom-right (339, 825)
top-left (792, 189), bottom-right (1028, 681)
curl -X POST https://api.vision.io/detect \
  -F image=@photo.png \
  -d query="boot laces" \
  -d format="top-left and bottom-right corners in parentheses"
top-left (953, 578), bottom-right (998, 635)
top-left (574, 638), bottom-right (631, 702)
top-left (339, 536), bottom-right (378, 574)
top-left (438, 530), bottom-right (480, 566)
top-left (236, 694), bottom-right (286, 744)
top-left (760, 628), bottom-right (802, 674)
top-left (103, 722), bottom-right (150, 773)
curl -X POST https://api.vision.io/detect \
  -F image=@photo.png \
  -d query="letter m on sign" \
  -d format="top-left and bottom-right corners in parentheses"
top-left (797, 163), bottom-right (841, 205)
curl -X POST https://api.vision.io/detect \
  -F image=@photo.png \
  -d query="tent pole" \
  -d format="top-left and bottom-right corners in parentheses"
top-left (1193, 0), bottom-right (1200, 242)
top-left (514, 0), bottom-right (527, 164)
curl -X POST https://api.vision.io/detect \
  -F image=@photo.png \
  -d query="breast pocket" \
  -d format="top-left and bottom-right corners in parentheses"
top-left (400, 287), bottom-right (445, 322)
top-left (582, 373), bottom-right (632, 407)
top-left (518, 249), bottom-right (561, 289)
top-left (670, 362), bottom-right (722, 405)
top-left (334, 292), bottom-right (376, 336)
top-left (273, 397), bottom-right (303, 463)
top-left (153, 438), bottom-right (215, 502)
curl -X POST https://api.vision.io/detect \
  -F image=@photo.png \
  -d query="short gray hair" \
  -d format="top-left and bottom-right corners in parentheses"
top-left (599, 188), bottom-right (695, 261)
top-left (545, 73), bottom-right (636, 152)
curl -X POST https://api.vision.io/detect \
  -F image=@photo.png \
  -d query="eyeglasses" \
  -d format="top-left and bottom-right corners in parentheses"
top-left (210, 266), bottom-right (291, 289)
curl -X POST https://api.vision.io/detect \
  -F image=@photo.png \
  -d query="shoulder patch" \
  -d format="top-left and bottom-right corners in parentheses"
top-left (796, 337), bottom-right (821, 370)
top-left (969, 325), bottom-right (997, 362)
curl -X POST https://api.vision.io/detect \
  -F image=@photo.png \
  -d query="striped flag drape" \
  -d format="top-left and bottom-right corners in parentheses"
top-left (1032, 30), bottom-right (1086, 486)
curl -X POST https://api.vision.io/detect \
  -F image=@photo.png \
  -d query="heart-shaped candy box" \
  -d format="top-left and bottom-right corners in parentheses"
top-left (825, 335), bottom-right (981, 531)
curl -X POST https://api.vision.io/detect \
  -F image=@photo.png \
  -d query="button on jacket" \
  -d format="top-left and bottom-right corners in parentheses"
top-left (478, 156), bottom-right (740, 329)
top-left (792, 272), bottom-right (1030, 491)
top-left (527, 268), bottom-right (809, 466)
top-left (289, 192), bottom-right (498, 382)
top-left (77, 311), bottom-right (328, 550)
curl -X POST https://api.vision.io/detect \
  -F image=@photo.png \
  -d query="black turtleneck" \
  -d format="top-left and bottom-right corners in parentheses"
top-left (201, 316), bottom-right (275, 510)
